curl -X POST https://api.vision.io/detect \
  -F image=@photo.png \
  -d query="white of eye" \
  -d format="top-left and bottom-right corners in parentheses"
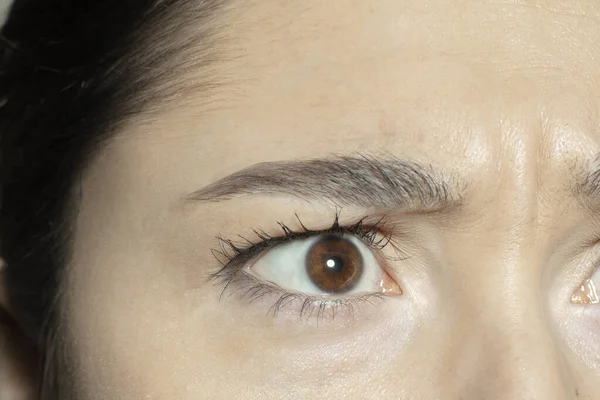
top-left (248, 234), bottom-right (387, 296)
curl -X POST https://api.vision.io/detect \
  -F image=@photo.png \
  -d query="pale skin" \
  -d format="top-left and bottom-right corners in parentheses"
top-left (3, 0), bottom-right (600, 398)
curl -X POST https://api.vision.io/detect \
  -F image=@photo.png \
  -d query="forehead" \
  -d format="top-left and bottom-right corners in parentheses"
top-left (113, 0), bottom-right (600, 203)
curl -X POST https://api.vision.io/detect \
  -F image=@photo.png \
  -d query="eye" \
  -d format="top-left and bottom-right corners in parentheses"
top-left (209, 214), bottom-right (404, 322)
top-left (571, 268), bottom-right (599, 305)
top-left (248, 233), bottom-right (400, 296)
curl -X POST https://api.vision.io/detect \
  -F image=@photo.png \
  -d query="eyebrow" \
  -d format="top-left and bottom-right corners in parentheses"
top-left (186, 154), bottom-right (463, 211)
top-left (576, 159), bottom-right (600, 213)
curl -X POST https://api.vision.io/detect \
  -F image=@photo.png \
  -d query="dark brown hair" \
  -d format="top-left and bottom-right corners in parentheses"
top-left (0, 0), bottom-right (224, 397)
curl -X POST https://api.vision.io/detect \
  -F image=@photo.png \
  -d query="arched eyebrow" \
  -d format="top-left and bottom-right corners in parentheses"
top-left (186, 154), bottom-right (463, 212)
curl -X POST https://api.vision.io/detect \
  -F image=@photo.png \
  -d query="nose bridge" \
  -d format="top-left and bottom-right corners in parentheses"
top-left (465, 313), bottom-right (572, 399)
top-left (432, 115), bottom-right (582, 398)
top-left (455, 255), bottom-right (576, 400)
top-left (444, 222), bottom-right (577, 400)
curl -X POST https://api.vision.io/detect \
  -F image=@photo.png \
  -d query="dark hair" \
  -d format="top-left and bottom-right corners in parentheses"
top-left (0, 0), bottom-right (224, 397)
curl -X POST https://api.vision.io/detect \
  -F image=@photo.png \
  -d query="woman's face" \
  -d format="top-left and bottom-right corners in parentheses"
top-left (66, 0), bottom-right (600, 398)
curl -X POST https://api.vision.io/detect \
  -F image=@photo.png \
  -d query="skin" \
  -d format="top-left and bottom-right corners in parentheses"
top-left (3, 0), bottom-right (600, 398)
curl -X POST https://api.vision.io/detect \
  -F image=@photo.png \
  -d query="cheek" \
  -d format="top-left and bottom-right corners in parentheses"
top-left (562, 308), bottom-right (600, 370)
top-left (68, 262), bottom-right (428, 399)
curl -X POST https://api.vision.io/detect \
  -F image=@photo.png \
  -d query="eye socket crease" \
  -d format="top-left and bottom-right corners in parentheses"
top-left (185, 153), bottom-right (465, 213)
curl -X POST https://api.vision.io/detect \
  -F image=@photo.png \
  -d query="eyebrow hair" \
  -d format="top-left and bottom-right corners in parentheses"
top-left (186, 154), bottom-right (463, 211)
top-left (576, 159), bottom-right (600, 213)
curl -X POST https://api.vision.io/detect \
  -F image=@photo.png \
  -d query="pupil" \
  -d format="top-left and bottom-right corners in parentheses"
top-left (325, 256), bottom-right (344, 272)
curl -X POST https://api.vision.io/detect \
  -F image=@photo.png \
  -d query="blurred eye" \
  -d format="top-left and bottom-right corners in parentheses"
top-left (571, 268), bottom-right (599, 305)
top-left (248, 234), bottom-right (400, 296)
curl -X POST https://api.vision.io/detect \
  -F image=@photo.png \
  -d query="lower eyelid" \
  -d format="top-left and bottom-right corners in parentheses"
top-left (212, 269), bottom-right (389, 325)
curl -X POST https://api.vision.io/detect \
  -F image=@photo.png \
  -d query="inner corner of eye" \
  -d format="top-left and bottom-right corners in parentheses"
top-left (571, 277), bottom-right (599, 305)
top-left (380, 268), bottom-right (402, 296)
top-left (336, 235), bottom-right (402, 296)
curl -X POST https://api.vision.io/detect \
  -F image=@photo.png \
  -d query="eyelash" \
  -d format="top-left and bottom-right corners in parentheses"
top-left (207, 211), bottom-right (396, 323)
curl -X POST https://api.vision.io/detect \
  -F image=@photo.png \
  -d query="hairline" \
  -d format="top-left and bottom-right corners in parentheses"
top-left (25, 1), bottom-right (233, 396)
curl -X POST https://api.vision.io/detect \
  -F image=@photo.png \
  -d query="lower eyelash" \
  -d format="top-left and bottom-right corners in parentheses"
top-left (209, 269), bottom-right (387, 324)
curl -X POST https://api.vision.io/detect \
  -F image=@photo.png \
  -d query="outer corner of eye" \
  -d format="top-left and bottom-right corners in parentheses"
top-left (570, 277), bottom-right (599, 305)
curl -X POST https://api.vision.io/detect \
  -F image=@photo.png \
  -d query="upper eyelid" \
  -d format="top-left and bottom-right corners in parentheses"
top-left (212, 213), bottom-right (394, 270)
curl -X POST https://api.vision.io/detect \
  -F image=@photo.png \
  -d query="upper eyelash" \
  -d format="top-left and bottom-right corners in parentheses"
top-left (210, 210), bottom-right (394, 271)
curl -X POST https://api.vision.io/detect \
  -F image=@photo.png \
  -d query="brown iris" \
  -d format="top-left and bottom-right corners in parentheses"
top-left (305, 235), bottom-right (364, 294)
